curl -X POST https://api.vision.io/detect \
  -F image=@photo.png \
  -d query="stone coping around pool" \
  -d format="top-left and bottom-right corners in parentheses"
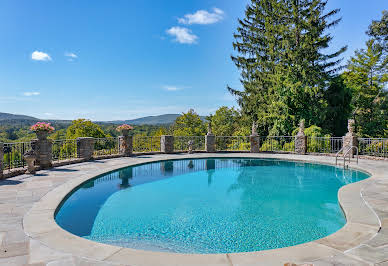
top-left (21, 153), bottom-right (387, 265)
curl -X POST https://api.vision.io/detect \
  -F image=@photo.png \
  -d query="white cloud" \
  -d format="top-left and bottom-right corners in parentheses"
top-left (163, 85), bottom-right (184, 91)
top-left (166, 27), bottom-right (198, 44)
top-left (23, 92), bottom-right (40, 96)
top-left (65, 52), bottom-right (77, 58)
top-left (178, 8), bottom-right (224, 25)
top-left (31, 51), bottom-right (52, 61)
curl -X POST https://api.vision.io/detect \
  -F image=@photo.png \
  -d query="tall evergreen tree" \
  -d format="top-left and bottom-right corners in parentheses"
top-left (343, 39), bottom-right (388, 137)
top-left (228, 0), bottom-right (286, 135)
top-left (322, 76), bottom-right (352, 136)
top-left (367, 10), bottom-right (388, 54)
top-left (229, 0), bottom-right (346, 135)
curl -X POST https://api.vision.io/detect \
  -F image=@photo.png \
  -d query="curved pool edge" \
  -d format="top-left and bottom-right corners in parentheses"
top-left (23, 153), bottom-right (383, 265)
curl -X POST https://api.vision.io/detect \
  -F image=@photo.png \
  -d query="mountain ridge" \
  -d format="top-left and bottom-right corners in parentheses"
top-left (0, 112), bottom-right (206, 125)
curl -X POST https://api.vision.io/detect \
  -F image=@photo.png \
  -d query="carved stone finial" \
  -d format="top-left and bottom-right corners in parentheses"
top-left (207, 123), bottom-right (213, 136)
top-left (251, 121), bottom-right (258, 136)
top-left (347, 119), bottom-right (355, 134)
top-left (298, 120), bottom-right (305, 135)
top-left (187, 140), bottom-right (194, 154)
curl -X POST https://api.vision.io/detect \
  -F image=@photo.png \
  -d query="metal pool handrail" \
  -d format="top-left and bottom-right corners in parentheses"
top-left (343, 146), bottom-right (359, 169)
top-left (336, 146), bottom-right (359, 169)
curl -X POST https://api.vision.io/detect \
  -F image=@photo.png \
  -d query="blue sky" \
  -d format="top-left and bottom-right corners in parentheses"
top-left (0, 0), bottom-right (386, 121)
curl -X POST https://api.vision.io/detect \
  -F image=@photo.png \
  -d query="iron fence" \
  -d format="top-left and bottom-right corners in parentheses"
top-left (2, 142), bottom-right (32, 171)
top-left (174, 136), bottom-right (206, 151)
top-left (93, 137), bottom-right (121, 156)
top-left (52, 139), bottom-right (78, 161)
top-left (133, 136), bottom-right (161, 152)
top-left (307, 137), bottom-right (343, 154)
top-left (216, 136), bottom-right (250, 151)
top-left (358, 138), bottom-right (387, 157)
top-left (259, 136), bottom-right (295, 152)
top-left (2, 136), bottom-right (388, 175)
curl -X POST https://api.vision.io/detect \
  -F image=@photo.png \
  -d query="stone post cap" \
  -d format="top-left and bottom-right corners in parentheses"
top-left (251, 121), bottom-right (258, 136)
top-left (347, 119), bottom-right (356, 135)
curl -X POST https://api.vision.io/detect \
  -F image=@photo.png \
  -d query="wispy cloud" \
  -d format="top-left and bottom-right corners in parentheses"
top-left (166, 27), bottom-right (198, 44)
top-left (65, 52), bottom-right (78, 61)
top-left (163, 85), bottom-right (184, 91)
top-left (178, 8), bottom-right (224, 25)
top-left (31, 51), bottom-right (52, 61)
top-left (23, 92), bottom-right (40, 96)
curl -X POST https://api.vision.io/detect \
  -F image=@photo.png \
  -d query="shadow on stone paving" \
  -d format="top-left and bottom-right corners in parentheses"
top-left (50, 168), bottom-right (79, 172)
top-left (0, 179), bottom-right (22, 186)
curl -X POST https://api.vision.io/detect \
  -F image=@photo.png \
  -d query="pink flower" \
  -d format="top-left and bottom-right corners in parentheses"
top-left (30, 122), bottom-right (55, 133)
top-left (116, 124), bottom-right (134, 131)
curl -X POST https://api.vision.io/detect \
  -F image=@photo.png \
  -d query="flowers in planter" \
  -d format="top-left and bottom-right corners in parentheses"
top-left (30, 122), bottom-right (55, 133)
top-left (116, 124), bottom-right (134, 132)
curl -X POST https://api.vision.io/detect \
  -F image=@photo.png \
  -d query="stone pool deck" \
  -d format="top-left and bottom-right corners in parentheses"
top-left (0, 153), bottom-right (388, 266)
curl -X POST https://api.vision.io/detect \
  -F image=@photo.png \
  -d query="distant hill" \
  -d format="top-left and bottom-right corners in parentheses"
top-left (0, 112), bottom-right (38, 121)
top-left (108, 114), bottom-right (206, 125)
top-left (0, 112), bottom-right (207, 126)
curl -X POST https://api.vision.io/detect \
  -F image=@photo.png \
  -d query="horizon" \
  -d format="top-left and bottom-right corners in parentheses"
top-left (0, 0), bottom-right (386, 121)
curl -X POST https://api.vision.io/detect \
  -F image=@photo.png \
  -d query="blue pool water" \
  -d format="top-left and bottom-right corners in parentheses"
top-left (55, 158), bottom-right (369, 254)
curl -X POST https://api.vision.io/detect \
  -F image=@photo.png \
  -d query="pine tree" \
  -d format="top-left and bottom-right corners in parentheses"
top-left (229, 0), bottom-right (346, 135)
top-left (343, 39), bottom-right (388, 137)
top-left (228, 0), bottom-right (287, 135)
top-left (367, 10), bottom-right (388, 53)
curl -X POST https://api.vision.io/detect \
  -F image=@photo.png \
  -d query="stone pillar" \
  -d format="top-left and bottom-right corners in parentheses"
top-left (205, 122), bottom-right (216, 153)
top-left (161, 135), bottom-right (174, 154)
top-left (31, 138), bottom-right (53, 169)
top-left (119, 135), bottom-right (133, 156)
top-left (343, 119), bottom-right (358, 156)
top-left (0, 142), bottom-right (3, 179)
top-left (295, 120), bottom-right (307, 154)
top-left (250, 121), bottom-right (260, 153)
top-left (205, 134), bottom-right (216, 153)
top-left (77, 137), bottom-right (95, 160)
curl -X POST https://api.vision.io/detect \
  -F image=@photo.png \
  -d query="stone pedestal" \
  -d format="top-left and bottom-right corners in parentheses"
top-left (343, 134), bottom-right (358, 156)
top-left (0, 142), bottom-right (3, 179)
top-left (161, 135), bottom-right (174, 154)
top-left (295, 134), bottom-right (307, 154)
top-left (250, 135), bottom-right (260, 153)
top-left (119, 135), bottom-right (133, 156)
top-left (295, 120), bottom-right (307, 154)
top-left (31, 139), bottom-right (52, 169)
top-left (205, 134), bottom-right (216, 153)
top-left (77, 137), bottom-right (95, 160)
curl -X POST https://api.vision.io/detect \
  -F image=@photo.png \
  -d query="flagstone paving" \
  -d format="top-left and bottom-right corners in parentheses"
top-left (0, 153), bottom-right (387, 266)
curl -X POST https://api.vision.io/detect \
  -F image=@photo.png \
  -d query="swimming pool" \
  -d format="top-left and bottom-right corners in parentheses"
top-left (55, 158), bottom-right (369, 254)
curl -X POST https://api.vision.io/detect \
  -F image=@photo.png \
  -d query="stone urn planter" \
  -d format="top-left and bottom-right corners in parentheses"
top-left (36, 131), bottom-right (49, 140)
top-left (23, 150), bottom-right (36, 174)
top-left (116, 124), bottom-right (134, 156)
top-left (116, 124), bottom-right (133, 137)
top-left (30, 122), bottom-right (55, 140)
top-left (121, 129), bottom-right (130, 137)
